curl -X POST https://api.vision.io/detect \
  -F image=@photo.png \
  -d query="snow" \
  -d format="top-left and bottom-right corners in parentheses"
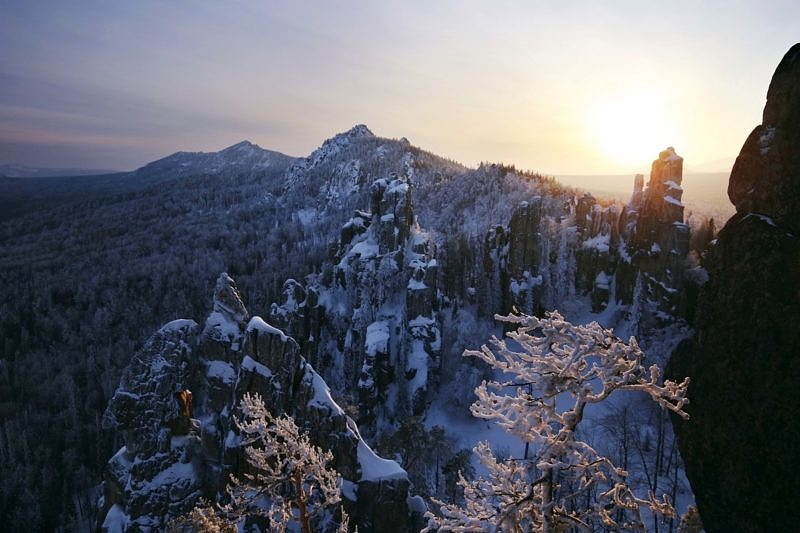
top-left (406, 339), bottom-right (429, 393)
top-left (111, 446), bottom-right (133, 467)
top-left (759, 126), bottom-right (776, 154)
top-left (582, 234), bottom-right (610, 253)
top-left (662, 147), bottom-right (683, 162)
top-left (365, 321), bottom-right (390, 355)
top-left (510, 271), bottom-right (544, 296)
top-left (102, 504), bottom-right (130, 533)
top-left (246, 316), bottom-right (288, 341)
top-left (408, 315), bottom-right (435, 327)
top-left (341, 479), bottom-right (357, 501)
top-left (663, 180), bottom-right (683, 191)
top-left (347, 239), bottom-right (379, 260)
top-left (307, 367), bottom-right (345, 415)
top-left (158, 319), bottom-right (197, 333)
top-left (664, 195), bottom-right (684, 207)
top-left (594, 271), bottom-right (610, 289)
top-left (357, 439), bottom-right (406, 481)
top-left (241, 355), bottom-right (273, 378)
top-left (140, 460), bottom-right (194, 491)
top-left (408, 494), bottom-right (427, 514)
top-left (296, 207), bottom-right (317, 226)
top-left (224, 429), bottom-right (241, 449)
top-left (411, 232), bottom-right (428, 246)
top-left (206, 360), bottom-right (236, 384)
top-left (408, 278), bottom-right (427, 290)
top-left (385, 180), bottom-right (409, 196)
top-left (205, 311), bottom-right (241, 339)
top-left (743, 212), bottom-right (777, 227)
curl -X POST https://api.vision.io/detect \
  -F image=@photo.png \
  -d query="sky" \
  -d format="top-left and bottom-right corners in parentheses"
top-left (0, 0), bottom-right (798, 175)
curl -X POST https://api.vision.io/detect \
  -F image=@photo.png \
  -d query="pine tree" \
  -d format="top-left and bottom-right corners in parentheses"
top-left (173, 393), bottom-right (346, 532)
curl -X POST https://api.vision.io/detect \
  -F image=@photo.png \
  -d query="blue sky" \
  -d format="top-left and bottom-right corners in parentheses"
top-left (0, 1), bottom-right (798, 173)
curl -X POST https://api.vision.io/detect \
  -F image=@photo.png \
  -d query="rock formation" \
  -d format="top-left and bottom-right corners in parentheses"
top-left (625, 147), bottom-right (691, 315)
top-left (269, 174), bottom-right (441, 429)
top-left (506, 197), bottom-right (545, 315)
top-left (100, 274), bottom-right (414, 532)
top-left (487, 150), bottom-right (694, 320)
top-left (666, 43), bottom-right (800, 532)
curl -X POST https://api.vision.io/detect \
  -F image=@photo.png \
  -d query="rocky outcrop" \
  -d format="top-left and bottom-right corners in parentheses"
top-left (100, 320), bottom-right (205, 529)
top-left (99, 275), bottom-right (413, 532)
top-left (269, 174), bottom-right (441, 428)
top-left (666, 43), bottom-right (800, 532)
top-left (487, 154), bottom-right (693, 320)
top-left (575, 193), bottom-right (619, 313)
top-left (506, 197), bottom-right (545, 315)
top-left (625, 148), bottom-right (691, 315)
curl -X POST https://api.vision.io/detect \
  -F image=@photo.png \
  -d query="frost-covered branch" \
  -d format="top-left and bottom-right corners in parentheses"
top-left (174, 393), bottom-right (347, 533)
top-left (424, 311), bottom-right (690, 532)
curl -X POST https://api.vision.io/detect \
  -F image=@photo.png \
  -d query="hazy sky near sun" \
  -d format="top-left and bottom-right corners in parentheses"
top-left (0, 1), bottom-right (798, 174)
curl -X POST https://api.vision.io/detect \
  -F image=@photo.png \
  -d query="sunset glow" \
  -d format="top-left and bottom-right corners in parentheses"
top-left (0, 2), bottom-right (798, 174)
top-left (586, 89), bottom-right (681, 169)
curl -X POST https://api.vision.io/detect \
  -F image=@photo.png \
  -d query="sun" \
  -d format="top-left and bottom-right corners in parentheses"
top-left (586, 88), bottom-right (680, 169)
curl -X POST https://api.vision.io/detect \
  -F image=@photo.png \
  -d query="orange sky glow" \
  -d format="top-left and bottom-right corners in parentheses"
top-left (1, 1), bottom-right (798, 175)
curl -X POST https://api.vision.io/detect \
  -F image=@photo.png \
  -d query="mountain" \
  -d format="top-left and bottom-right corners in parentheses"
top-left (0, 163), bottom-right (121, 178)
top-left (0, 141), bottom-right (298, 223)
top-left (667, 42), bottom-right (800, 531)
top-left (134, 140), bottom-right (298, 180)
top-left (0, 125), bottom-right (707, 530)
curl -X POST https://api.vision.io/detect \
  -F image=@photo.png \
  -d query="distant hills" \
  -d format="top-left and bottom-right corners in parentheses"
top-left (0, 163), bottom-right (121, 178)
top-left (0, 141), bottom-right (298, 222)
top-left (1, 138), bottom-right (735, 224)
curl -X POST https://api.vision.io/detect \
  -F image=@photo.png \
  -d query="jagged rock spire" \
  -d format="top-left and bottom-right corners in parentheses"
top-left (202, 272), bottom-right (249, 346)
top-left (212, 272), bottom-right (249, 324)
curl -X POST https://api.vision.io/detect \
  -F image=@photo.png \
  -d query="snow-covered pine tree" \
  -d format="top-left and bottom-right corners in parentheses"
top-left (172, 393), bottom-right (347, 533)
top-left (424, 312), bottom-right (690, 532)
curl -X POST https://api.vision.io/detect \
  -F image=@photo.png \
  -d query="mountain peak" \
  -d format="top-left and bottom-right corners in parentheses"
top-left (220, 140), bottom-right (262, 153)
top-left (340, 124), bottom-right (374, 139)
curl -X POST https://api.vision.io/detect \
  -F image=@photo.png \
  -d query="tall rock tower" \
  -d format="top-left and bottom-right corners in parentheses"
top-left (667, 43), bottom-right (800, 531)
top-left (624, 147), bottom-right (690, 314)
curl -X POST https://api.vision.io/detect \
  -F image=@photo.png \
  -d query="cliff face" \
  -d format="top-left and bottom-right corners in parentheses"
top-left (269, 174), bottom-right (441, 430)
top-left (100, 274), bottom-right (414, 532)
top-left (667, 43), bottom-right (800, 531)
